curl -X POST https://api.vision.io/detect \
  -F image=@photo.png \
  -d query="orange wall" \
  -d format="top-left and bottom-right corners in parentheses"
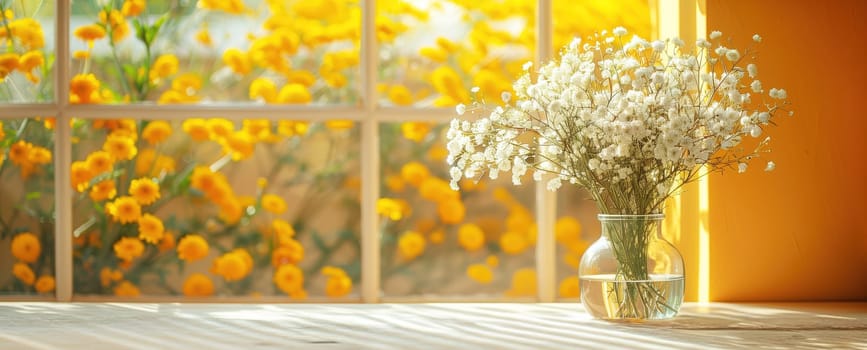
top-left (707, 0), bottom-right (867, 301)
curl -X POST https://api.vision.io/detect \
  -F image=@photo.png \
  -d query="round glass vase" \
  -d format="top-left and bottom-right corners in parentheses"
top-left (578, 214), bottom-right (685, 320)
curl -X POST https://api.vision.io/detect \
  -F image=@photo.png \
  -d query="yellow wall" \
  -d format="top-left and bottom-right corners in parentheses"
top-left (707, 0), bottom-right (867, 301)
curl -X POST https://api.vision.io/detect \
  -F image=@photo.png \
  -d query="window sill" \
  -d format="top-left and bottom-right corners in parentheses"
top-left (1, 302), bottom-right (865, 349)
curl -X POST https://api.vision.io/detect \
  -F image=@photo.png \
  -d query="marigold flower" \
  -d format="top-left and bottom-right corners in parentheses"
top-left (8, 140), bottom-right (31, 166)
top-left (325, 120), bottom-right (353, 130)
top-left (558, 276), bottom-right (580, 298)
top-left (99, 9), bottom-right (130, 43)
top-left (128, 178), bottom-right (160, 205)
top-left (437, 198), bottom-right (465, 224)
top-left (71, 161), bottom-right (93, 192)
top-left (400, 161), bottom-right (429, 187)
top-left (271, 240), bottom-right (304, 267)
top-left (285, 70), bottom-right (316, 87)
top-left (419, 177), bottom-right (459, 204)
top-left (176, 234), bottom-right (209, 262)
top-left (505, 268), bottom-right (537, 297)
top-left (430, 66), bottom-right (468, 104)
top-left (398, 231), bottom-right (426, 260)
top-left (158, 231), bottom-right (176, 252)
top-left (106, 196), bottom-right (142, 224)
top-left (137, 214), bottom-right (165, 244)
top-left (198, 0), bottom-right (248, 14)
top-left (150, 54), bottom-right (179, 81)
top-left (121, 0), bottom-right (146, 17)
top-left (18, 50), bottom-right (44, 82)
top-left (69, 74), bottom-right (101, 104)
top-left (183, 273), bottom-right (214, 297)
top-left (34, 275), bottom-right (55, 293)
top-left (273, 264), bottom-right (304, 295)
top-left (400, 122), bottom-right (429, 142)
top-left (11, 232), bottom-right (41, 263)
top-left (135, 149), bottom-right (176, 176)
top-left (102, 133), bottom-right (137, 161)
top-left (182, 118), bottom-right (210, 141)
top-left (499, 231), bottom-right (529, 255)
top-left (376, 198), bottom-right (405, 221)
top-left (249, 77), bottom-right (277, 103)
top-left (73, 50), bottom-right (90, 60)
top-left (458, 224), bottom-right (485, 252)
top-left (100, 267), bottom-right (124, 287)
top-left (277, 83), bottom-right (312, 104)
top-left (206, 118), bottom-right (234, 140)
top-left (222, 48), bottom-right (251, 75)
top-left (321, 266), bottom-right (352, 298)
top-left (555, 217), bottom-right (582, 244)
top-left (73, 24), bottom-right (106, 43)
top-left (261, 194), bottom-right (287, 214)
top-left (212, 249), bottom-right (252, 281)
top-left (220, 131), bottom-right (255, 161)
top-left (12, 262), bottom-right (35, 286)
top-left (85, 151), bottom-right (114, 176)
top-left (9, 18), bottom-right (45, 50)
top-left (113, 281), bottom-right (140, 297)
top-left (277, 121), bottom-right (309, 137)
top-left (113, 237), bottom-right (145, 262)
top-left (142, 121), bottom-right (172, 145)
top-left (272, 219), bottom-right (296, 240)
top-left (466, 263), bottom-right (493, 284)
top-left (90, 180), bottom-right (117, 202)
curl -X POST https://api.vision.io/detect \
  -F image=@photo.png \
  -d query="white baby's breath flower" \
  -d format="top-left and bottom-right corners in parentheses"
top-left (501, 91), bottom-right (511, 103)
top-left (764, 161), bottom-right (776, 172)
top-left (522, 61), bottom-right (533, 71)
top-left (725, 49), bottom-right (740, 61)
top-left (750, 80), bottom-right (763, 93)
top-left (709, 30), bottom-right (722, 40)
top-left (747, 63), bottom-right (758, 78)
top-left (753, 34), bottom-right (762, 42)
top-left (651, 40), bottom-right (665, 51)
top-left (470, 86), bottom-right (480, 93)
top-left (455, 104), bottom-right (466, 115)
top-left (738, 163), bottom-right (748, 173)
top-left (613, 26), bottom-right (627, 36)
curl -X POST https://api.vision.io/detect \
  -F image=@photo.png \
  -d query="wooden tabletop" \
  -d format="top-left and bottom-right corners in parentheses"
top-left (1, 302), bottom-right (866, 349)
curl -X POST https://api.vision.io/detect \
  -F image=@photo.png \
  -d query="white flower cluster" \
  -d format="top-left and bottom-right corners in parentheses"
top-left (447, 29), bottom-right (791, 213)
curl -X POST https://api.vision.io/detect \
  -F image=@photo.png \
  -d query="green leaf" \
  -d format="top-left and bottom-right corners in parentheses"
top-left (25, 192), bottom-right (41, 200)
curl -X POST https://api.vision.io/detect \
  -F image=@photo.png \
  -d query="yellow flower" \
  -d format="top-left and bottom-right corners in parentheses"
top-left (486, 255), bottom-right (499, 267)
top-left (273, 264), bottom-right (304, 295)
top-left (558, 276), bottom-right (580, 298)
top-left (142, 121), bottom-right (172, 145)
top-left (277, 121), bottom-right (309, 137)
top-left (277, 83), bottom-right (311, 104)
top-left (505, 268), bottom-right (537, 297)
top-left (322, 266), bottom-right (352, 298)
top-left (430, 66), bottom-right (468, 105)
top-left (458, 224), bottom-right (485, 252)
top-left (190, 166), bottom-right (223, 195)
top-left (182, 118), bottom-right (210, 141)
top-left (137, 214), bottom-right (165, 244)
top-left (71, 161), bottom-right (93, 192)
top-left (195, 28), bottom-right (213, 47)
top-left (182, 273), bottom-right (214, 297)
top-left (376, 198), bottom-right (407, 221)
top-left (172, 73), bottom-right (202, 93)
top-left (198, 0), bottom-right (248, 14)
top-left (18, 50), bottom-right (44, 83)
top-left (85, 150), bottom-right (114, 176)
top-left (473, 69), bottom-right (513, 104)
top-left (212, 249), bottom-right (252, 281)
top-left (73, 50), bottom-right (90, 59)
top-left (271, 240), bottom-right (304, 267)
top-left (419, 47), bottom-right (447, 62)
top-left (242, 120), bottom-right (273, 141)
top-left (419, 177), bottom-right (459, 204)
top-left (555, 216), bottom-right (582, 244)
top-left (34, 275), bottom-right (55, 293)
top-left (113, 281), bottom-right (141, 297)
top-left (261, 194), bottom-right (287, 214)
top-left (428, 144), bottom-right (448, 162)
top-left (99, 9), bottom-right (130, 43)
top-left (73, 24), bottom-right (106, 44)
top-left (177, 234), bottom-right (209, 262)
top-left (121, 0), bottom-right (146, 17)
top-left (150, 54), bottom-right (179, 81)
top-left (222, 48), bottom-right (251, 75)
top-left (106, 196), bottom-right (142, 224)
top-left (285, 70), bottom-right (317, 87)
top-left (500, 231), bottom-right (529, 255)
top-left (206, 118), bottom-right (235, 140)
top-left (12, 262), bottom-right (35, 286)
top-left (400, 161), bottom-right (429, 187)
top-left (7, 18), bottom-right (44, 50)
top-left (0, 53), bottom-right (19, 79)
top-left (100, 267), bottom-right (124, 287)
top-left (272, 219), bottom-right (296, 240)
top-left (8, 140), bottom-right (31, 166)
top-left (437, 198), bottom-right (465, 224)
top-left (249, 77), bottom-right (277, 103)
top-left (11, 232), bottom-right (41, 263)
top-left (398, 231), bottom-right (426, 260)
top-left (113, 237), bottom-right (145, 262)
top-left (89, 180), bottom-right (117, 202)
top-left (400, 122), bottom-right (429, 142)
top-left (129, 178), bottom-right (160, 205)
top-left (220, 131), bottom-right (255, 161)
top-left (135, 149), bottom-right (176, 176)
top-left (325, 120), bottom-right (353, 130)
top-left (466, 263), bottom-right (493, 284)
top-left (102, 133), bottom-right (137, 161)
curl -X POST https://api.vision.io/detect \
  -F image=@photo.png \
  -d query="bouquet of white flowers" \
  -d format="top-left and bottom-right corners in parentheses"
top-left (446, 27), bottom-right (791, 319)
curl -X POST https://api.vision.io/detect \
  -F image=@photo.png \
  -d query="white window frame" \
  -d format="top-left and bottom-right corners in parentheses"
top-left (1, 0), bottom-right (702, 303)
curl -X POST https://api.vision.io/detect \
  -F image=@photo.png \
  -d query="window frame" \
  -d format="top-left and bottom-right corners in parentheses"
top-left (0, 0), bottom-right (691, 302)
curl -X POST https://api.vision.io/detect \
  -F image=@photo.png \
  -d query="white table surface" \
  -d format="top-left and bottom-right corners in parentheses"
top-left (1, 302), bottom-right (866, 349)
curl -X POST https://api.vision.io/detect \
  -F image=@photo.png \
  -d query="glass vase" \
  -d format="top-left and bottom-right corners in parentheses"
top-left (578, 214), bottom-right (684, 320)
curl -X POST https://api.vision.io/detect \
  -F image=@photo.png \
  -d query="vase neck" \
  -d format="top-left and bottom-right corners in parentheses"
top-left (598, 214), bottom-right (664, 240)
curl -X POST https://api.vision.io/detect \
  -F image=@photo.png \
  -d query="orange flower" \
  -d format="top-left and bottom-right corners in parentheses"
top-left (437, 198), bottom-right (465, 224)
top-left (321, 266), bottom-right (352, 298)
top-left (206, 118), bottom-right (234, 140)
top-left (89, 180), bottom-right (117, 201)
top-left (271, 239), bottom-right (303, 267)
top-left (70, 73), bottom-right (101, 104)
top-left (121, 0), bottom-right (146, 17)
top-left (261, 194), bottom-right (287, 214)
top-left (466, 264), bottom-right (493, 284)
top-left (102, 133), bottom-right (137, 161)
top-left (182, 273), bottom-right (214, 297)
top-left (128, 178), bottom-right (160, 205)
top-left (182, 118), bottom-right (210, 141)
top-left (505, 268), bottom-right (537, 297)
top-left (99, 9), bottom-right (130, 43)
top-left (389, 85), bottom-right (414, 106)
top-left (100, 267), bottom-right (124, 287)
top-left (558, 276), bottom-right (580, 298)
top-left (113, 281), bottom-right (140, 297)
top-left (273, 264), bottom-right (304, 295)
top-left (400, 122), bottom-right (430, 142)
top-left (11, 232), bottom-right (41, 263)
top-left (137, 214), bottom-right (165, 244)
top-left (458, 224), bottom-right (485, 252)
top-left (34, 275), bottom-right (55, 293)
top-left (212, 249), bottom-right (252, 282)
top-left (150, 54), bottom-right (179, 81)
top-left (277, 83), bottom-right (311, 104)
top-left (71, 161), bottom-right (93, 192)
top-left (12, 262), bottom-right (35, 285)
top-left (8, 140), bottom-right (31, 166)
top-left (85, 151), bottom-right (115, 176)
top-left (106, 196), bottom-right (142, 224)
top-left (73, 24), bottom-right (106, 44)
top-left (176, 234), bottom-right (209, 262)
top-left (142, 121), bottom-right (172, 145)
top-left (398, 231), bottom-right (426, 260)
top-left (400, 161), bottom-right (429, 187)
top-left (158, 230), bottom-right (176, 252)
top-left (113, 237), bottom-right (145, 262)
top-left (499, 231), bottom-right (529, 255)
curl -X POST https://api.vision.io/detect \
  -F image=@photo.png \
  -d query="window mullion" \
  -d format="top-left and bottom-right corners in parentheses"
top-left (54, 0), bottom-right (73, 302)
top-left (535, 0), bottom-right (557, 303)
top-left (360, 0), bottom-right (381, 303)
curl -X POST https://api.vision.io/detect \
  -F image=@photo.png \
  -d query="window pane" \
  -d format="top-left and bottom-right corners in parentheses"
top-left (70, 1), bottom-right (360, 104)
top-left (0, 117), bottom-right (56, 296)
top-left (552, 0), bottom-right (654, 300)
top-left (553, 0), bottom-right (653, 51)
top-left (380, 123), bottom-right (536, 297)
top-left (377, 0), bottom-right (535, 107)
top-left (71, 118), bottom-right (360, 299)
top-left (0, 2), bottom-right (55, 103)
